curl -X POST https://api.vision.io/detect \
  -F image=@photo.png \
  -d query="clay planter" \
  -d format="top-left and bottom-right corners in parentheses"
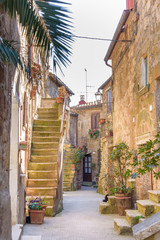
top-left (29, 209), bottom-right (45, 224)
top-left (115, 193), bottom-right (132, 216)
top-left (56, 97), bottom-right (64, 104)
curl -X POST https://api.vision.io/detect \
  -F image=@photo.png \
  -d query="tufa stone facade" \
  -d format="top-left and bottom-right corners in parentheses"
top-left (101, 0), bottom-right (160, 200)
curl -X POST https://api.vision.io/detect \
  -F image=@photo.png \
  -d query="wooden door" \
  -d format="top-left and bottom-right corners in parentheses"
top-left (83, 155), bottom-right (92, 182)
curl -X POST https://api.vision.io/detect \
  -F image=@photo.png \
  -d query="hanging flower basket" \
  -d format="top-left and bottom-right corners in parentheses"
top-left (88, 129), bottom-right (99, 139)
top-left (99, 118), bottom-right (105, 124)
top-left (56, 97), bottom-right (64, 103)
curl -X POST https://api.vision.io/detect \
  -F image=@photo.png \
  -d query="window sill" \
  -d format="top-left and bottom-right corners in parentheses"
top-left (137, 84), bottom-right (150, 97)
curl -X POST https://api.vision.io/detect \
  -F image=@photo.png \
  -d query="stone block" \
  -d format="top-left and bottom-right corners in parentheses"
top-left (132, 212), bottom-right (160, 240)
top-left (154, 203), bottom-right (160, 213)
top-left (99, 202), bottom-right (118, 214)
top-left (148, 190), bottom-right (160, 203)
top-left (137, 200), bottom-right (155, 216)
top-left (108, 196), bottom-right (117, 206)
top-left (114, 218), bottom-right (132, 235)
top-left (125, 210), bottom-right (145, 226)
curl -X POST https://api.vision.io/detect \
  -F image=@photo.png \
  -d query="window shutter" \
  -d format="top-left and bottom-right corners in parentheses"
top-left (96, 113), bottom-right (100, 128)
top-left (91, 114), bottom-right (95, 129)
top-left (141, 58), bottom-right (146, 87)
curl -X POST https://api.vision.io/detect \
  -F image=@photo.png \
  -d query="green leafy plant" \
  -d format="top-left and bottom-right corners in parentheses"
top-left (88, 129), bottom-right (99, 139)
top-left (91, 162), bottom-right (96, 169)
top-left (132, 132), bottom-right (160, 179)
top-left (109, 142), bottom-right (133, 194)
top-left (134, 215), bottom-right (144, 224)
top-left (71, 147), bottom-right (84, 167)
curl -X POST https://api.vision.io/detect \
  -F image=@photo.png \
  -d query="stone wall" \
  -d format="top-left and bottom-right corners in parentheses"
top-left (72, 105), bottom-right (102, 183)
top-left (107, 0), bottom-right (160, 199)
top-left (97, 79), bottom-right (113, 194)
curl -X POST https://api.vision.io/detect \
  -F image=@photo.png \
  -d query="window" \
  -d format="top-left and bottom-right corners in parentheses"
top-left (107, 89), bottom-right (112, 114)
top-left (141, 57), bottom-right (148, 87)
top-left (91, 113), bottom-right (100, 129)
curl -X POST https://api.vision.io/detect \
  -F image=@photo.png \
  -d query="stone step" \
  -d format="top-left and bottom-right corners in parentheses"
top-left (38, 107), bottom-right (58, 113)
top-left (148, 190), bottom-right (160, 203)
top-left (38, 115), bottom-right (58, 120)
top-left (125, 210), bottom-right (145, 227)
top-left (99, 202), bottom-right (118, 214)
top-left (63, 182), bottom-right (72, 187)
top-left (30, 155), bottom-right (57, 163)
top-left (34, 120), bottom-right (61, 127)
top-left (137, 200), bottom-right (155, 216)
top-left (41, 98), bottom-right (57, 105)
top-left (28, 162), bottom-right (57, 171)
top-left (26, 187), bottom-right (57, 196)
top-left (32, 131), bottom-right (60, 137)
top-left (114, 218), bottom-right (133, 235)
top-left (28, 170), bottom-right (57, 179)
top-left (33, 126), bottom-right (60, 132)
top-left (63, 175), bottom-right (74, 180)
top-left (32, 137), bottom-right (59, 143)
top-left (45, 206), bottom-right (56, 217)
top-left (31, 149), bottom-right (58, 155)
top-left (27, 179), bottom-right (57, 187)
top-left (63, 186), bottom-right (72, 191)
top-left (32, 142), bottom-right (59, 149)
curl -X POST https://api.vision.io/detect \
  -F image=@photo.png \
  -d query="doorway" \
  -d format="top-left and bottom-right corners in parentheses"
top-left (83, 154), bottom-right (92, 182)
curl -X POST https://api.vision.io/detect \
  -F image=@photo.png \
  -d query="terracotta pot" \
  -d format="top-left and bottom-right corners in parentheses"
top-left (115, 193), bottom-right (132, 216)
top-left (56, 97), bottom-right (64, 104)
top-left (29, 209), bottom-right (45, 224)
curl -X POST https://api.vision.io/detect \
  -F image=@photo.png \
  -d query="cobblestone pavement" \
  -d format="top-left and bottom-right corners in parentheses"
top-left (21, 187), bottom-right (134, 240)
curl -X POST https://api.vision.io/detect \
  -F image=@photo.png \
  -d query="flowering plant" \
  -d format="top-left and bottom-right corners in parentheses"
top-left (88, 129), bottom-right (99, 139)
top-left (28, 197), bottom-right (47, 210)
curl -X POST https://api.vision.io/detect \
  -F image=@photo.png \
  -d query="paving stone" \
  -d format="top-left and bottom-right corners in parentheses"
top-left (22, 187), bottom-right (134, 240)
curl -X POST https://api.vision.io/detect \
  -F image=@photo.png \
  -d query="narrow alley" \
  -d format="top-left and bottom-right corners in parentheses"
top-left (21, 187), bottom-right (133, 240)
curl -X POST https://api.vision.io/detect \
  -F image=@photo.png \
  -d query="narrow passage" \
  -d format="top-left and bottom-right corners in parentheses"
top-left (22, 187), bottom-right (134, 240)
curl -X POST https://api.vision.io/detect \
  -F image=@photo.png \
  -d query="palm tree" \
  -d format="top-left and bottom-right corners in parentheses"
top-left (0, 0), bottom-right (73, 70)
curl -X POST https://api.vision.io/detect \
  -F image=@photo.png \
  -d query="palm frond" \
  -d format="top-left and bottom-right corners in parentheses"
top-left (0, 37), bottom-right (23, 68)
top-left (2, 0), bottom-right (73, 70)
top-left (36, 0), bottom-right (73, 71)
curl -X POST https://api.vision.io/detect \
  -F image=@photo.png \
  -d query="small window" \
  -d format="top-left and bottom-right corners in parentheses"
top-left (91, 113), bottom-right (100, 129)
top-left (141, 57), bottom-right (148, 87)
top-left (107, 89), bottom-right (112, 114)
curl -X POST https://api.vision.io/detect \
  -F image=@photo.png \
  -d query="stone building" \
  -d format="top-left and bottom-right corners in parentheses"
top-left (71, 98), bottom-right (103, 186)
top-left (97, 77), bottom-right (113, 194)
top-left (0, 9), bottom-right (73, 240)
top-left (99, 0), bottom-right (160, 199)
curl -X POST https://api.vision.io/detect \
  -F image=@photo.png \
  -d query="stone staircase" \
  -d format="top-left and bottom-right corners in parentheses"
top-left (26, 105), bottom-right (61, 216)
top-left (63, 144), bottom-right (76, 191)
top-left (114, 190), bottom-right (160, 236)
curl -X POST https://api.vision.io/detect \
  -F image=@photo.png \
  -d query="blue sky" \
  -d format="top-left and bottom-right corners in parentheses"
top-left (53, 0), bottom-right (126, 105)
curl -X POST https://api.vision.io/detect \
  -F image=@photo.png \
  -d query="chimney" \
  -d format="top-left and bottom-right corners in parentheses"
top-left (126, 0), bottom-right (134, 10)
top-left (79, 95), bottom-right (86, 105)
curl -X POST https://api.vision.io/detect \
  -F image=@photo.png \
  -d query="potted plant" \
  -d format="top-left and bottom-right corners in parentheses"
top-left (109, 142), bottom-right (133, 216)
top-left (28, 197), bottom-right (48, 224)
top-left (88, 129), bottom-right (99, 139)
